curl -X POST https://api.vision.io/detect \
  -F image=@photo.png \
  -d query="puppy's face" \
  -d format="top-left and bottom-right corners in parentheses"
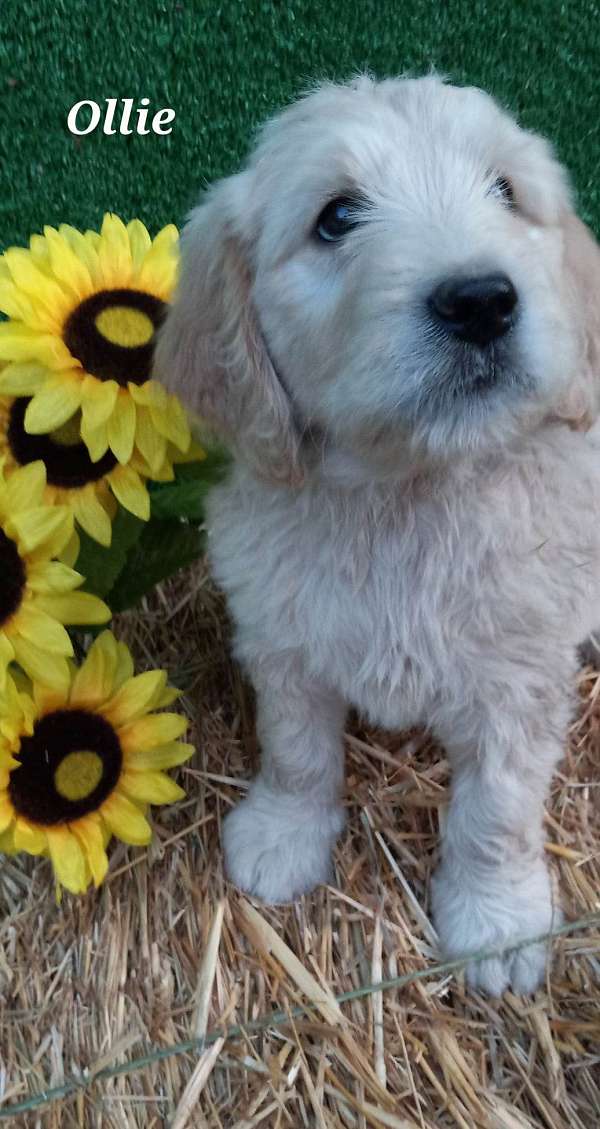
top-left (156, 76), bottom-right (600, 482)
top-left (249, 77), bottom-right (574, 462)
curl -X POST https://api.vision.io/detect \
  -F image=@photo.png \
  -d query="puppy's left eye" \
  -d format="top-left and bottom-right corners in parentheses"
top-left (489, 175), bottom-right (515, 207)
top-left (315, 197), bottom-right (366, 242)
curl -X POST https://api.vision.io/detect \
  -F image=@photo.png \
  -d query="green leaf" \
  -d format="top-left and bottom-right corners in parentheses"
top-left (108, 519), bottom-right (205, 612)
top-left (149, 446), bottom-right (231, 520)
top-left (74, 506), bottom-right (145, 599)
top-left (71, 448), bottom-right (229, 613)
top-left (149, 478), bottom-right (209, 521)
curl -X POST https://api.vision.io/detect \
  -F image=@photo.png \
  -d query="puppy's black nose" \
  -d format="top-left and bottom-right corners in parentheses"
top-left (429, 273), bottom-right (518, 346)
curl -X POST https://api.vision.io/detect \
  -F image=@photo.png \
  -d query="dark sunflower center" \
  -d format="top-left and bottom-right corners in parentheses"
top-left (0, 529), bottom-right (26, 626)
top-left (8, 709), bottom-right (123, 825)
top-left (63, 288), bottom-right (166, 387)
top-left (8, 398), bottom-right (117, 488)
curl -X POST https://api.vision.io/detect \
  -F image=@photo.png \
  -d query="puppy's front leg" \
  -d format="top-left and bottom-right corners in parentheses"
top-left (431, 695), bottom-right (567, 995)
top-left (223, 658), bottom-right (346, 903)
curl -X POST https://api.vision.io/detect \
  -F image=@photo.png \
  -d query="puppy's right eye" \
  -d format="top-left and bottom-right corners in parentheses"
top-left (315, 197), bottom-right (365, 242)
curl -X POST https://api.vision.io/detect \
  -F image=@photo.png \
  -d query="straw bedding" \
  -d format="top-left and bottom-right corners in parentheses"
top-left (0, 559), bottom-right (598, 1127)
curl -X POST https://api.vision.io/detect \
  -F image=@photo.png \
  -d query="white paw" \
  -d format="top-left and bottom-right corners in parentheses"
top-left (223, 780), bottom-right (345, 904)
top-left (431, 857), bottom-right (561, 995)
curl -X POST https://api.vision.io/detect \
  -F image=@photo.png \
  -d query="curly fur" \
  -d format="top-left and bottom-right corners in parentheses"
top-left (155, 74), bottom-right (600, 994)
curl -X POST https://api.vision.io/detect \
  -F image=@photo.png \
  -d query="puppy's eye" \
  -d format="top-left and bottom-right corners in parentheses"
top-left (315, 197), bottom-right (365, 242)
top-left (489, 175), bottom-right (515, 207)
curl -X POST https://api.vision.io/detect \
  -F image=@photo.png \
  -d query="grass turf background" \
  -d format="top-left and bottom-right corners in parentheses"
top-left (0, 0), bottom-right (599, 252)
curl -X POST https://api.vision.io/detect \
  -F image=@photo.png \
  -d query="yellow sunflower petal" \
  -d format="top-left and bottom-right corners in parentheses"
top-left (69, 631), bottom-right (119, 709)
top-left (0, 274), bottom-right (37, 321)
top-left (84, 230), bottom-right (102, 251)
top-left (0, 322), bottom-right (73, 369)
top-left (13, 818), bottom-right (47, 854)
top-left (11, 636), bottom-right (70, 692)
top-left (33, 678), bottom-right (68, 716)
top-left (127, 219), bottom-right (152, 271)
top-left (12, 605), bottom-right (74, 656)
top-left (33, 591), bottom-right (111, 626)
top-left (125, 741), bottom-right (195, 771)
top-left (60, 530), bottom-right (80, 568)
top-left (103, 670), bottom-right (168, 727)
top-left (16, 688), bottom-right (36, 736)
top-left (0, 665), bottom-right (26, 705)
top-left (24, 377), bottom-right (82, 434)
top-left (93, 213), bottom-right (132, 290)
top-left (0, 633), bottom-right (15, 690)
top-left (0, 294), bottom-right (61, 337)
top-left (101, 792), bottom-right (152, 846)
top-left (0, 748), bottom-right (18, 775)
top-left (132, 405), bottom-right (166, 474)
top-left (81, 374), bottom-right (119, 429)
top-left (43, 226), bottom-right (93, 299)
top-left (73, 486), bottom-right (113, 546)
top-left (0, 731), bottom-right (23, 759)
top-left (27, 561), bottom-right (83, 594)
top-left (28, 233), bottom-right (51, 268)
top-left (59, 225), bottom-right (101, 285)
top-left (177, 438), bottom-right (207, 464)
top-left (0, 825), bottom-right (17, 852)
top-left (158, 394), bottom-right (191, 453)
top-left (3, 248), bottom-right (72, 328)
top-left (6, 503), bottom-right (71, 553)
top-left (98, 214), bottom-right (133, 287)
top-left (109, 465), bottom-right (150, 521)
top-left (0, 362), bottom-right (48, 396)
top-left (80, 417), bottom-right (109, 462)
top-left (136, 388), bottom-right (190, 452)
top-left (114, 641), bottom-right (134, 690)
top-left (128, 380), bottom-right (167, 411)
top-left (135, 224), bottom-right (179, 298)
top-left (154, 223), bottom-right (180, 250)
top-left (3, 246), bottom-right (62, 303)
top-left (46, 825), bottom-right (88, 893)
top-left (102, 485), bottom-right (118, 521)
top-left (25, 518), bottom-right (75, 564)
top-left (132, 450), bottom-right (175, 482)
top-left (71, 813), bottom-right (109, 886)
top-left (154, 685), bottom-right (181, 708)
top-left (0, 742), bottom-right (20, 767)
top-left (120, 770), bottom-right (185, 804)
top-left (107, 391), bottom-right (136, 464)
top-left (0, 732), bottom-right (23, 760)
top-left (119, 712), bottom-right (188, 753)
top-left (4, 461), bottom-right (46, 512)
top-left (0, 793), bottom-right (15, 832)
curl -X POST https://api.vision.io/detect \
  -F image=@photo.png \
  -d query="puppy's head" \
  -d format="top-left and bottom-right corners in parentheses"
top-left (155, 75), bottom-right (600, 480)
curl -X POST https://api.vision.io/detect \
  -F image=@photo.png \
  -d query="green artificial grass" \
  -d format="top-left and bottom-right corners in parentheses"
top-left (1, 0), bottom-right (599, 251)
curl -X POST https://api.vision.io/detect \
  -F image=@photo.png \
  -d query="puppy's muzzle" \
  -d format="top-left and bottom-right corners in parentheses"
top-left (429, 273), bottom-right (518, 347)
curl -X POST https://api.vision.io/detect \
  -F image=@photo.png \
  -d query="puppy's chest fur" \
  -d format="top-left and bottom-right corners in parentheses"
top-left (207, 430), bottom-right (600, 729)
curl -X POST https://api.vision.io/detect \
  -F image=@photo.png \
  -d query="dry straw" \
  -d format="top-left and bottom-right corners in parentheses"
top-left (1, 561), bottom-right (599, 1127)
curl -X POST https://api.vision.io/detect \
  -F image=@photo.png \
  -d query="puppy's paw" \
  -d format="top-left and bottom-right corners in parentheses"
top-left (223, 781), bottom-right (345, 904)
top-left (431, 858), bottom-right (561, 995)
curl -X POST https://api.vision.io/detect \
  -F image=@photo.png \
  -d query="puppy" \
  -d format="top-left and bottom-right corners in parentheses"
top-left (155, 75), bottom-right (600, 994)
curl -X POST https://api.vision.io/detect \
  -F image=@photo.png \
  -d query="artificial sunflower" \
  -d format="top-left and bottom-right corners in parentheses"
top-left (0, 214), bottom-right (190, 471)
top-left (0, 631), bottom-right (194, 893)
top-left (0, 461), bottom-right (110, 693)
top-left (0, 395), bottom-right (150, 546)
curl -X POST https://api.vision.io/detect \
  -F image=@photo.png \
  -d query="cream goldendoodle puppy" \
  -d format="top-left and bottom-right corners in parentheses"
top-left (155, 75), bottom-right (600, 994)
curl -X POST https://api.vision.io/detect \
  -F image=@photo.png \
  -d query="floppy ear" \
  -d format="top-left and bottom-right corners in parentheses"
top-left (554, 212), bottom-right (600, 429)
top-left (154, 173), bottom-right (305, 486)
